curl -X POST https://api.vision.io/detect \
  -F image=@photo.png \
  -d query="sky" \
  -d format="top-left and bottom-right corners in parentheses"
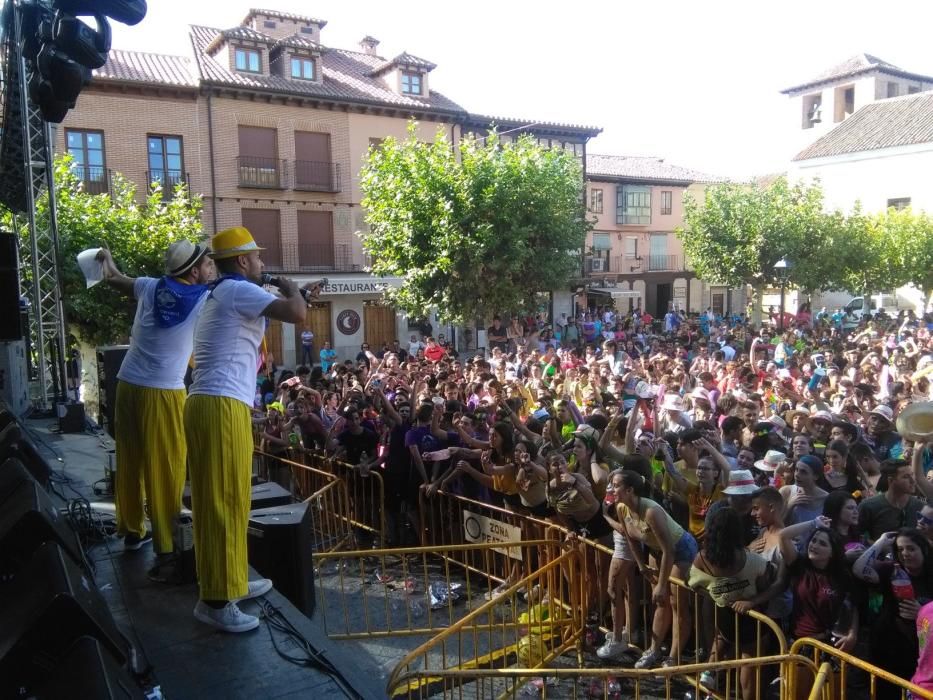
top-left (108, 0), bottom-right (933, 179)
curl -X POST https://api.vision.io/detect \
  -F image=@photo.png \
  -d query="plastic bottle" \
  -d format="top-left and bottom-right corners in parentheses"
top-left (891, 565), bottom-right (915, 601)
top-left (830, 597), bottom-right (853, 644)
top-left (359, 450), bottom-right (370, 478)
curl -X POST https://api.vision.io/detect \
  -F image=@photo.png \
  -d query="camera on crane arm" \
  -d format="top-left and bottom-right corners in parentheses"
top-left (23, 0), bottom-right (148, 123)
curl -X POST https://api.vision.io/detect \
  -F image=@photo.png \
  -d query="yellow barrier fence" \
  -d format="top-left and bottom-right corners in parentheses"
top-left (312, 540), bottom-right (572, 641)
top-left (790, 637), bottom-right (933, 700)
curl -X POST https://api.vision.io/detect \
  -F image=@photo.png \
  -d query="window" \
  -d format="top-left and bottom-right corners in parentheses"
top-left (241, 208), bottom-right (282, 268)
top-left (908, 86), bottom-right (920, 95)
top-left (298, 211), bottom-right (335, 269)
top-left (592, 233), bottom-right (610, 251)
top-left (887, 81), bottom-right (899, 98)
top-left (589, 188), bottom-right (603, 213)
top-left (147, 135), bottom-right (184, 197)
top-left (66, 129), bottom-right (107, 194)
top-left (237, 125), bottom-right (281, 188)
top-left (887, 197), bottom-right (911, 211)
top-left (400, 71), bottom-right (422, 95)
top-left (802, 94), bottom-right (822, 129)
top-left (660, 190), bottom-right (672, 215)
top-left (263, 20), bottom-right (276, 28)
top-left (290, 57), bottom-right (315, 80)
top-left (300, 26), bottom-right (314, 34)
top-left (617, 185), bottom-right (651, 225)
top-left (234, 48), bottom-right (261, 73)
top-left (624, 237), bottom-right (638, 258)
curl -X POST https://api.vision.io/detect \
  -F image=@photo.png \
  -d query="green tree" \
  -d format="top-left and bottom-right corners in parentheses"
top-left (678, 177), bottom-right (837, 294)
top-left (834, 207), bottom-right (902, 298)
top-left (2, 156), bottom-right (204, 346)
top-left (883, 207), bottom-right (933, 304)
top-left (359, 123), bottom-right (587, 323)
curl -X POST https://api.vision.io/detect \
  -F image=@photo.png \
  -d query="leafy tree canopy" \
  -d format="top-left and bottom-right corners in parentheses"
top-left (360, 122), bottom-right (587, 324)
top-left (2, 156), bottom-right (204, 346)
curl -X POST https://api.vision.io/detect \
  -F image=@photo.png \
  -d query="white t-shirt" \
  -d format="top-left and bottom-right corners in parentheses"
top-left (118, 277), bottom-right (208, 390)
top-left (408, 340), bottom-right (424, 356)
top-left (189, 278), bottom-right (277, 406)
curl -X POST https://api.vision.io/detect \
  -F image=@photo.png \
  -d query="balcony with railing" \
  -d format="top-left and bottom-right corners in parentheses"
top-left (237, 156), bottom-right (286, 189)
top-left (293, 160), bottom-right (341, 193)
top-left (588, 254), bottom-right (686, 275)
top-left (646, 254), bottom-right (682, 271)
top-left (146, 170), bottom-right (188, 199)
top-left (297, 243), bottom-right (365, 272)
top-left (72, 165), bottom-right (110, 195)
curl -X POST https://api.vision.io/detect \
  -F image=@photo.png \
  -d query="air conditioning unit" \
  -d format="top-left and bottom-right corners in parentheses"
top-left (589, 258), bottom-right (606, 272)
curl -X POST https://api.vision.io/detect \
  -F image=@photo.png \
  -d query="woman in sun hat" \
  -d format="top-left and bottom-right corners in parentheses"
top-left (753, 449), bottom-right (786, 488)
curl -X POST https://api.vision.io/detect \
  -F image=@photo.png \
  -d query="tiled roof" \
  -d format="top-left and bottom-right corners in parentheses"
top-left (368, 52), bottom-right (437, 77)
top-left (241, 8), bottom-right (327, 28)
top-left (793, 91), bottom-right (933, 161)
top-left (205, 26), bottom-right (274, 54)
top-left (466, 113), bottom-right (602, 137)
top-left (586, 154), bottom-right (726, 184)
top-left (189, 25), bottom-right (467, 114)
top-left (92, 49), bottom-right (198, 88)
top-left (271, 33), bottom-right (324, 52)
top-left (782, 53), bottom-right (933, 94)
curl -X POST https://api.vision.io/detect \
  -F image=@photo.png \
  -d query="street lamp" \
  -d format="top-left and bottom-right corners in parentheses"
top-left (774, 257), bottom-right (792, 332)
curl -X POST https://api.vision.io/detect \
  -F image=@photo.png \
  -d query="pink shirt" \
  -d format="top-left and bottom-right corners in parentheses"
top-left (912, 601), bottom-right (933, 692)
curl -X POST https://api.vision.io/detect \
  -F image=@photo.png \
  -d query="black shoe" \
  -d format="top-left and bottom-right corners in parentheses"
top-left (124, 531), bottom-right (153, 551)
top-left (147, 556), bottom-right (179, 584)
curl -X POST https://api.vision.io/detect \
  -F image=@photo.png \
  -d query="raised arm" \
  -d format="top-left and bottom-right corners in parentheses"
top-left (778, 516), bottom-right (826, 567)
top-left (853, 531), bottom-right (894, 585)
top-left (913, 440), bottom-right (933, 500)
top-left (97, 248), bottom-right (136, 296)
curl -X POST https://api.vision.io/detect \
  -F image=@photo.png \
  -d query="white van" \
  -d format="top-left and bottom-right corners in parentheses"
top-left (843, 294), bottom-right (900, 322)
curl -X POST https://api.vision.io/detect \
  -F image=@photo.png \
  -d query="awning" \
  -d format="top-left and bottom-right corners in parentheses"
top-left (588, 287), bottom-right (642, 299)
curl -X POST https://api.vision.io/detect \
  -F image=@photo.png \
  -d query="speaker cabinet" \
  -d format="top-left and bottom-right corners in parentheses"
top-left (0, 457), bottom-right (32, 507)
top-left (0, 233), bottom-right (22, 342)
top-left (0, 424), bottom-right (50, 489)
top-left (57, 401), bottom-right (86, 433)
top-left (247, 501), bottom-right (315, 617)
top-left (96, 346), bottom-right (129, 438)
top-left (0, 543), bottom-right (129, 697)
top-left (184, 480), bottom-right (293, 510)
top-left (0, 475), bottom-right (86, 579)
top-left (33, 636), bottom-right (144, 699)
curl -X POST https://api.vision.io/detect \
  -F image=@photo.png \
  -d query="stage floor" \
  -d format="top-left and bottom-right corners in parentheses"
top-left (25, 414), bottom-right (386, 700)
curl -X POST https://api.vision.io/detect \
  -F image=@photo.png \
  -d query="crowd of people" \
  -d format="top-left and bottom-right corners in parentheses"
top-left (259, 302), bottom-right (933, 697)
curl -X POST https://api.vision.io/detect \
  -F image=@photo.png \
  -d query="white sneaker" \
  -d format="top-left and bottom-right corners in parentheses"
top-left (193, 601), bottom-right (260, 633)
top-left (596, 636), bottom-right (630, 661)
top-left (634, 648), bottom-right (663, 670)
top-left (699, 671), bottom-right (717, 690)
top-left (233, 578), bottom-right (273, 602)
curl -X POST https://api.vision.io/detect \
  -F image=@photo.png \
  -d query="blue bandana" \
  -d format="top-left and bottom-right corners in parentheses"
top-left (153, 276), bottom-right (208, 328)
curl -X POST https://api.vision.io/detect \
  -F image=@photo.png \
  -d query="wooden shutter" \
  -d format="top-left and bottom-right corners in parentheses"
top-left (297, 211), bottom-right (333, 268)
top-left (294, 131), bottom-right (332, 189)
top-left (265, 319), bottom-right (283, 366)
top-left (295, 131), bottom-right (330, 161)
top-left (364, 301), bottom-right (396, 350)
top-left (238, 126), bottom-right (277, 157)
top-left (241, 208), bottom-right (281, 268)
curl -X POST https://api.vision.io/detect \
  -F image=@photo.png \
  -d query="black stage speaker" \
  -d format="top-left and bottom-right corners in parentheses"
top-left (184, 480), bottom-right (293, 510)
top-left (0, 474), bottom-right (86, 579)
top-left (96, 346), bottom-right (129, 438)
top-left (0, 457), bottom-right (32, 506)
top-left (33, 636), bottom-right (144, 699)
top-left (0, 423), bottom-right (50, 489)
top-left (0, 542), bottom-right (129, 697)
top-left (247, 501), bottom-right (315, 617)
top-left (57, 400), bottom-right (86, 433)
top-left (0, 233), bottom-right (21, 342)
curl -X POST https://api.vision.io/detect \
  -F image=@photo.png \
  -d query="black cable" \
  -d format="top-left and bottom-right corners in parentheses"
top-left (257, 599), bottom-right (364, 700)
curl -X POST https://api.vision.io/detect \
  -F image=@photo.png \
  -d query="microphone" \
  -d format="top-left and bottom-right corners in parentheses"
top-left (261, 274), bottom-right (327, 302)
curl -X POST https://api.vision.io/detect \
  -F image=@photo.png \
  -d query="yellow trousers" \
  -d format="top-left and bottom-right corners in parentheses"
top-left (184, 394), bottom-right (251, 601)
top-left (114, 381), bottom-right (186, 554)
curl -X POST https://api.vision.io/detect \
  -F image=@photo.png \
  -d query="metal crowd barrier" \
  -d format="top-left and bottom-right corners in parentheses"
top-left (311, 540), bottom-right (572, 642)
top-left (295, 449), bottom-right (386, 547)
top-left (790, 637), bottom-right (933, 700)
top-left (384, 544), bottom-right (586, 698)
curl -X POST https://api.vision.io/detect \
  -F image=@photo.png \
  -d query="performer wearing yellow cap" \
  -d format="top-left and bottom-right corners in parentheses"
top-left (185, 226), bottom-right (320, 632)
top-left (96, 241), bottom-right (214, 578)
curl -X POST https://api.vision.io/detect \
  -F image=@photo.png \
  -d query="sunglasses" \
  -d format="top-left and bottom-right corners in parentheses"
top-left (918, 514), bottom-right (933, 527)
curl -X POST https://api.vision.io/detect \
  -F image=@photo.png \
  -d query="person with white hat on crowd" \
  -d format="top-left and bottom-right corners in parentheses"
top-left (97, 240), bottom-right (214, 580)
top-left (184, 226), bottom-right (322, 632)
top-left (864, 404), bottom-right (904, 462)
top-left (753, 449), bottom-right (786, 488)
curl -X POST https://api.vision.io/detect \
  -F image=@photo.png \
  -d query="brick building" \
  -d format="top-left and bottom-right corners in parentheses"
top-left (55, 8), bottom-right (600, 363)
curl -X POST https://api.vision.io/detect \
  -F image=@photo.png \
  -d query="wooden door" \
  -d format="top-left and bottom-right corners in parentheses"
top-left (295, 301), bottom-right (332, 362)
top-left (264, 319), bottom-right (283, 370)
top-left (364, 301), bottom-right (396, 350)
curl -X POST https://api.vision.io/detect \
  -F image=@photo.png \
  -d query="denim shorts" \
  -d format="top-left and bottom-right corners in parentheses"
top-left (674, 531), bottom-right (699, 568)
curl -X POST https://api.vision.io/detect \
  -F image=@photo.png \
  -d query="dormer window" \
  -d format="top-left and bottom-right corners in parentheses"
top-left (300, 26), bottom-right (314, 34)
top-left (401, 71), bottom-right (422, 95)
top-left (235, 48), bottom-right (261, 73)
top-left (290, 57), bottom-right (316, 80)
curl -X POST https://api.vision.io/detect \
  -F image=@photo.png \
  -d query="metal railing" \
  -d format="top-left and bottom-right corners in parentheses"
top-left (790, 637), bottom-right (933, 700)
top-left (72, 164), bottom-right (110, 195)
top-left (647, 254), bottom-right (682, 271)
top-left (293, 159), bottom-right (340, 192)
top-left (237, 155), bottom-right (286, 189)
top-left (146, 169), bottom-right (188, 199)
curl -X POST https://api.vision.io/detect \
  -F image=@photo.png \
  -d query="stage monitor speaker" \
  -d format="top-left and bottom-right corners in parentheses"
top-left (184, 480), bottom-right (293, 510)
top-left (1, 423), bottom-right (51, 489)
top-left (57, 400), bottom-right (86, 433)
top-left (0, 457), bottom-right (32, 506)
top-left (34, 636), bottom-right (144, 699)
top-left (0, 542), bottom-right (129, 698)
top-left (96, 345), bottom-right (129, 438)
top-left (0, 233), bottom-right (21, 342)
top-left (0, 476), bottom-right (86, 579)
top-left (247, 501), bottom-right (315, 617)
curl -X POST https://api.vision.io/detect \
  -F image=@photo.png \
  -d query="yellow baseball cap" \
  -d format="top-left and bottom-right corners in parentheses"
top-left (210, 226), bottom-right (264, 260)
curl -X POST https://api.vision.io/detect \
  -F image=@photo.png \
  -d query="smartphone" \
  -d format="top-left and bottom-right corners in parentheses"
top-left (284, 375), bottom-right (302, 388)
